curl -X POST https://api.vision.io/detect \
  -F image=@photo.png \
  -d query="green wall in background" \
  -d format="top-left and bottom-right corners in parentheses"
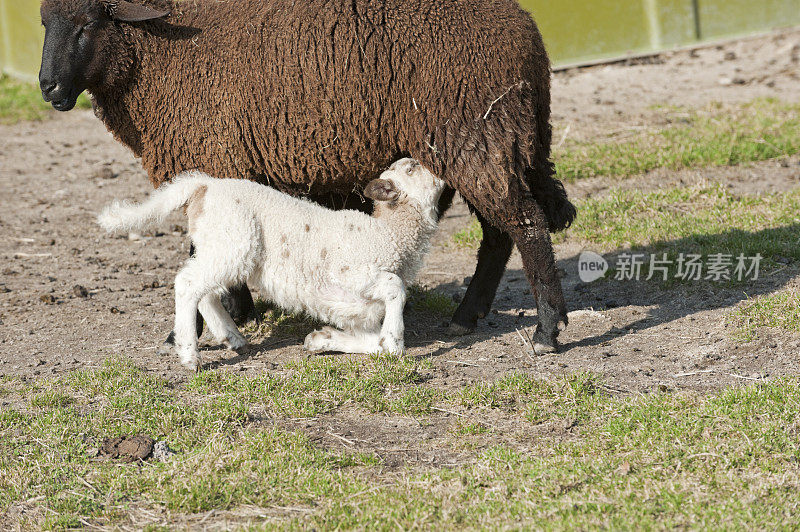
top-left (2, 0), bottom-right (800, 82)
top-left (0, 0), bottom-right (44, 81)
top-left (699, 0), bottom-right (800, 40)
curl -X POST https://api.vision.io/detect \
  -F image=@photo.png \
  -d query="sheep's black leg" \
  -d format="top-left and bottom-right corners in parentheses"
top-left (504, 194), bottom-right (567, 352)
top-left (448, 213), bottom-right (514, 335)
top-left (221, 284), bottom-right (257, 326)
top-left (436, 186), bottom-right (456, 218)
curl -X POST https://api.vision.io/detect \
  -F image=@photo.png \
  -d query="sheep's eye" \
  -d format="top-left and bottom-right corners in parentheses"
top-left (79, 21), bottom-right (96, 34)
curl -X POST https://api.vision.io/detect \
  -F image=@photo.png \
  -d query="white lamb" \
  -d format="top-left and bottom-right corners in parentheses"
top-left (98, 158), bottom-right (446, 370)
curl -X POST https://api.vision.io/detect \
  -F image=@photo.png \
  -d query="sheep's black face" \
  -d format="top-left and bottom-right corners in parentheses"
top-left (39, 2), bottom-right (110, 111)
top-left (39, 1), bottom-right (169, 111)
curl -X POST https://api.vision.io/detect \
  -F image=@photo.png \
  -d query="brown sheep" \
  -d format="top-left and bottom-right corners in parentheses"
top-left (39, 0), bottom-right (576, 352)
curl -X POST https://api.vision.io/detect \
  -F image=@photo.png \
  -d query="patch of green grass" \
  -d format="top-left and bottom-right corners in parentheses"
top-left (408, 285), bottom-right (458, 315)
top-left (390, 386), bottom-right (440, 415)
top-left (451, 421), bottom-right (490, 435)
top-left (555, 98), bottom-right (800, 181)
top-left (732, 289), bottom-right (800, 341)
top-left (190, 352), bottom-right (429, 416)
top-left (303, 379), bottom-right (800, 530)
top-left (0, 74), bottom-right (91, 125)
top-left (244, 299), bottom-right (322, 337)
top-left (452, 218), bottom-right (483, 248)
top-left (455, 183), bottom-right (800, 261)
top-left (4, 359), bottom-right (800, 529)
top-left (29, 390), bottom-right (74, 408)
top-left (457, 382), bottom-right (507, 408)
top-left (563, 184), bottom-right (800, 274)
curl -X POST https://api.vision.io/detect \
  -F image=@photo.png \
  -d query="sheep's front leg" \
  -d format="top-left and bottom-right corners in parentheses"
top-left (198, 294), bottom-right (247, 350)
top-left (371, 272), bottom-right (406, 353)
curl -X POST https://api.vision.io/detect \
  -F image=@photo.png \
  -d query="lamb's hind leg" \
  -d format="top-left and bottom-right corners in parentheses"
top-left (198, 294), bottom-right (247, 350)
top-left (173, 248), bottom-right (252, 370)
top-left (173, 260), bottom-right (214, 371)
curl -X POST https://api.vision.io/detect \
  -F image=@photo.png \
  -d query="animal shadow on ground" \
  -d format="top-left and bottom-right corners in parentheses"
top-left (420, 224), bottom-right (800, 353)
top-left (189, 225), bottom-right (797, 361)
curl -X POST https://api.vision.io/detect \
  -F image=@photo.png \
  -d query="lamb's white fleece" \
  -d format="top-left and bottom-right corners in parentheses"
top-left (98, 158), bottom-right (445, 370)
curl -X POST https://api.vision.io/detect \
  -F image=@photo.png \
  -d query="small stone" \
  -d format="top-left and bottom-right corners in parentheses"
top-left (72, 285), bottom-right (89, 298)
top-left (723, 51), bottom-right (737, 61)
top-left (94, 166), bottom-right (116, 180)
top-left (39, 294), bottom-right (56, 304)
top-left (152, 441), bottom-right (176, 462)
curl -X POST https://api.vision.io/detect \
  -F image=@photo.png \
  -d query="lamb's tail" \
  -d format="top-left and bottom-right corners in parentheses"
top-left (97, 172), bottom-right (211, 233)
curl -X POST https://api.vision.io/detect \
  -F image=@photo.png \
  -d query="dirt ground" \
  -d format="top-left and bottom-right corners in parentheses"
top-left (2, 28), bottom-right (800, 410)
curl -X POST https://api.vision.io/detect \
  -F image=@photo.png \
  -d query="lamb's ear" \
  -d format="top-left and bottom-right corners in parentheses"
top-left (364, 179), bottom-right (399, 202)
top-left (102, 1), bottom-right (170, 22)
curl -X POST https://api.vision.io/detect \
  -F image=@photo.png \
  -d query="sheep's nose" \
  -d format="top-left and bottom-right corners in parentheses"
top-left (40, 80), bottom-right (57, 98)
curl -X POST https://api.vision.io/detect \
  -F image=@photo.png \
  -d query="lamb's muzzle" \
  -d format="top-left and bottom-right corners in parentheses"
top-left (98, 159), bottom-right (446, 370)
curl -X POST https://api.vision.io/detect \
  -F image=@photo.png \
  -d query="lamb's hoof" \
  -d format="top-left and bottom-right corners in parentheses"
top-left (378, 336), bottom-right (404, 354)
top-left (446, 321), bottom-right (474, 336)
top-left (224, 332), bottom-right (248, 351)
top-left (179, 351), bottom-right (202, 372)
top-left (304, 327), bottom-right (334, 353)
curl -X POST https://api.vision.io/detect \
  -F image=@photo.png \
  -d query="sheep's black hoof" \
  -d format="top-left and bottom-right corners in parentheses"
top-left (157, 334), bottom-right (175, 356)
top-left (222, 285), bottom-right (257, 326)
top-left (531, 324), bottom-right (559, 354)
top-left (446, 320), bottom-right (475, 336)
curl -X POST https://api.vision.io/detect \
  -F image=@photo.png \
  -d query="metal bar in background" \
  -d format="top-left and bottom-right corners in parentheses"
top-left (692, 0), bottom-right (702, 40)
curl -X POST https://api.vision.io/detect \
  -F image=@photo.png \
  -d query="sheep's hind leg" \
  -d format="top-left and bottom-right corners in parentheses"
top-left (198, 294), bottom-right (247, 350)
top-left (221, 284), bottom-right (258, 326)
top-left (502, 194), bottom-right (568, 353)
top-left (448, 212), bottom-right (514, 335)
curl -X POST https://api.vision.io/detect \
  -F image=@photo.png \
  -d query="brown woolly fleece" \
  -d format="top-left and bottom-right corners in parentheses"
top-left (42, 0), bottom-right (566, 231)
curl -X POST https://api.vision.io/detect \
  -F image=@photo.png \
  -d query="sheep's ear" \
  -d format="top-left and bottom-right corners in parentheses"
top-left (102, 1), bottom-right (170, 22)
top-left (364, 179), bottom-right (399, 202)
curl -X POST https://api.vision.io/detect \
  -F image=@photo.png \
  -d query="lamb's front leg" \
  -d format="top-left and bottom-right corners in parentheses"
top-left (372, 272), bottom-right (406, 353)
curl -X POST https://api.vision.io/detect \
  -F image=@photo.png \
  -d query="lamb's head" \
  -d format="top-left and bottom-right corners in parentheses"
top-left (39, 0), bottom-right (169, 111)
top-left (365, 158), bottom-right (446, 218)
